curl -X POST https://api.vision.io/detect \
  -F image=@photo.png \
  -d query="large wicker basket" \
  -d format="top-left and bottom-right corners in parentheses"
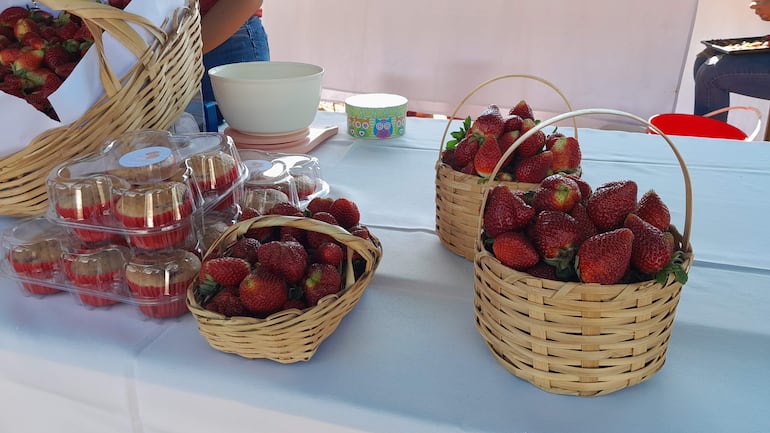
top-left (0, 0), bottom-right (203, 217)
top-left (187, 215), bottom-right (383, 363)
top-left (474, 108), bottom-right (694, 396)
top-left (435, 74), bottom-right (577, 261)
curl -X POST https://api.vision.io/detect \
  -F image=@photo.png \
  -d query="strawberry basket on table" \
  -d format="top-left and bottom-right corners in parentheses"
top-left (186, 214), bottom-right (383, 363)
top-left (435, 74), bottom-right (578, 261)
top-left (473, 108), bottom-right (694, 397)
top-left (0, 0), bottom-right (203, 217)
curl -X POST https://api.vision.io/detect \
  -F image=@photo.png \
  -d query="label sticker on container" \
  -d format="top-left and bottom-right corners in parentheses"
top-left (119, 146), bottom-right (173, 168)
top-left (245, 159), bottom-right (273, 174)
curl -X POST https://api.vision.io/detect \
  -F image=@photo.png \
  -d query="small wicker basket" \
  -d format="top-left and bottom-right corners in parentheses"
top-left (435, 74), bottom-right (577, 261)
top-left (0, 0), bottom-right (203, 218)
top-left (187, 215), bottom-right (383, 363)
top-left (473, 108), bottom-right (694, 396)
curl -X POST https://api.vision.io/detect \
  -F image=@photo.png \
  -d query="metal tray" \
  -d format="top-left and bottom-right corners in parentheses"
top-left (701, 35), bottom-right (770, 55)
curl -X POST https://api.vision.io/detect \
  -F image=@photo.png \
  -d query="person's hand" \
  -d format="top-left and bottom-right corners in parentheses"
top-left (750, 0), bottom-right (770, 21)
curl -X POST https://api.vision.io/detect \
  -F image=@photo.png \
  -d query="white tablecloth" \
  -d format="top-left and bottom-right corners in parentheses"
top-left (1, 111), bottom-right (769, 433)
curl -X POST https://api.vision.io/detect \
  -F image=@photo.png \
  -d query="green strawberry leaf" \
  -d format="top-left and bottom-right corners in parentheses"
top-left (446, 116), bottom-right (472, 150)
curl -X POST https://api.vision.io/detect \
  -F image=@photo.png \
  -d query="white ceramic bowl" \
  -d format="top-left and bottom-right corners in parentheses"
top-left (208, 62), bottom-right (324, 135)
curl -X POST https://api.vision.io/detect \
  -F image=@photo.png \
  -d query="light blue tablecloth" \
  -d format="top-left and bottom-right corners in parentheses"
top-left (1, 111), bottom-right (768, 433)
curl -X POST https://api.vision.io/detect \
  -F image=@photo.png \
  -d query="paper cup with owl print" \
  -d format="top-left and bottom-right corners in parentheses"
top-left (345, 94), bottom-right (407, 139)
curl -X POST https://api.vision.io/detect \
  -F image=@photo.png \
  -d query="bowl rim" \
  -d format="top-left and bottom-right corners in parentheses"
top-left (208, 61), bottom-right (324, 82)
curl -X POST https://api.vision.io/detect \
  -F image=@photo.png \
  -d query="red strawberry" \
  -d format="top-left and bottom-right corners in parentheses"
top-left (239, 206), bottom-right (262, 221)
top-left (303, 263), bottom-right (343, 306)
top-left (532, 210), bottom-right (579, 266)
top-left (483, 185), bottom-right (536, 237)
top-left (266, 201), bottom-right (303, 216)
top-left (526, 261), bottom-right (560, 280)
top-left (516, 118), bottom-right (546, 158)
top-left (282, 298), bottom-right (308, 311)
top-left (0, 6), bottom-right (30, 28)
top-left (329, 197), bottom-right (360, 229)
top-left (509, 100), bottom-right (534, 120)
top-left (55, 21), bottom-right (79, 41)
top-left (547, 136), bottom-right (582, 173)
top-left (546, 131), bottom-right (565, 148)
top-left (492, 231), bottom-right (539, 270)
top-left (468, 104), bottom-right (505, 138)
top-left (586, 180), bottom-right (638, 231)
top-left (53, 61), bottom-right (77, 79)
top-left (503, 113), bottom-right (523, 132)
top-left (199, 256), bottom-right (251, 287)
top-left (25, 90), bottom-right (57, 119)
top-left (239, 265), bottom-right (288, 315)
top-left (43, 45), bottom-right (74, 69)
top-left (230, 237), bottom-right (261, 264)
top-left (569, 202), bottom-right (598, 244)
top-left (515, 150), bottom-right (553, 183)
top-left (564, 174), bottom-right (592, 203)
top-left (11, 47), bottom-right (44, 73)
top-left (14, 17), bottom-right (38, 41)
top-left (531, 174), bottom-right (582, 213)
top-left (497, 129), bottom-right (521, 162)
top-left (348, 224), bottom-right (370, 240)
top-left (0, 46), bottom-right (21, 66)
top-left (575, 228), bottom-right (634, 284)
top-left (206, 289), bottom-right (245, 317)
top-left (624, 213), bottom-right (672, 275)
top-left (21, 32), bottom-right (46, 50)
top-left (257, 240), bottom-right (308, 284)
top-left (307, 211), bottom-right (338, 248)
top-left (473, 135), bottom-right (502, 178)
top-left (453, 136), bottom-right (479, 168)
top-left (634, 189), bottom-right (671, 232)
top-left (306, 196), bottom-right (334, 215)
top-left (315, 241), bottom-right (344, 267)
top-left (441, 148), bottom-right (456, 167)
top-left (26, 67), bottom-right (62, 95)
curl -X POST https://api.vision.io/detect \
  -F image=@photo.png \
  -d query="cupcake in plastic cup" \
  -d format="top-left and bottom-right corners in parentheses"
top-left (241, 159), bottom-right (299, 213)
top-left (185, 150), bottom-right (241, 210)
top-left (126, 250), bottom-right (201, 319)
top-left (64, 244), bottom-right (129, 307)
top-left (4, 218), bottom-right (66, 296)
top-left (113, 182), bottom-right (195, 250)
top-left (51, 175), bottom-right (124, 244)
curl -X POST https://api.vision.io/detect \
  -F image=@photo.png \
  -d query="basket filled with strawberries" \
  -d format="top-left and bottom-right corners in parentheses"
top-left (186, 197), bottom-right (383, 363)
top-left (435, 74), bottom-right (579, 261)
top-left (473, 108), bottom-right (693, 397)
top-left (0, 0), bottom-right (203, 217)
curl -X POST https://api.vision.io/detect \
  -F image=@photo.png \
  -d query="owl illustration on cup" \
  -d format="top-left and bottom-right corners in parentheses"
top-left (348, 116), bottom-right (370, 137)
top-left (375, 118), bottom-right (393, 138)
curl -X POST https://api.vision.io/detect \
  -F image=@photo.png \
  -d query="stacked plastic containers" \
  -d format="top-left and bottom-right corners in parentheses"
top-left (0, 130), bottom-right (248, 319)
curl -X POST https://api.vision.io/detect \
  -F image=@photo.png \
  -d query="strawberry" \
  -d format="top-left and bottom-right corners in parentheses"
top-left (473, 135), bottom-right (502, 178)
top-left (516, 118), bottom-right (546, 158)
top-left (206, 289), bottom-right (245, 317)
top-left (199, 256), bottom-right (251, 287)
top-left (25, 90), bottom-right (58, 119)
top-left (73, 23), bottom-right (92, 42)
top-left (348, 224), bottom-right (371, 240)
top-left (303, 263), bottom-right (342, 292)
top-left (28, 8), bottom-right (53, 26)
top-left (55, 21), bottom-right (79, 41)
top-left (502, 113), bottom-right (523, 132)
top-left (532, 210), bottom-right (579, 267)
top-left (282, 297), bottom-right (308, 311)
top-left (11, 46), bottom-right (43, 73)
top-left (509, 100), bottom-right (534, 120)
top-left (492, 231), bottom-right (539, 270)
top-left (0, 6), bottom-right (30, 28)
top-left (315, 241), bottom-right (344, 267)
top-left (43, 45), bottom-right (74, 69)
top-left (531, 174), bottom-right (582, 213)
top-left (586, 180), bottom-right (638, 231)
top-left (0, 46), bottom-right (21, 66)
top-left (239, 265), bottom-right (288, 315)
top-left (569, 202), bottom-right (598, 244)
top-left (546, 131), bottom-right (565, 148)
top-left (547, 136), bottom-right (582, 173)
top-left (497, 129), bottom-right (521, 162)
top-left (453, 136), bottom-right (479, 168)
top-left (564, 174), bottom-right (592, 203)
top-left (483, 185), bottom-right (535, 237)
top-left (230, 237), bottom-right (261, 264)
top-left (329, 197), bottom-right (360, 229)
top-left (515, 150), bottom-right (553, 183)
top-left (266, 201), bottom-right (303, 216)
top-left (239, 206), bottom-right (262, 221)
top-left (257, 239), bottom-right (309, 284)
top-left (441, 148), bottom-right (456, 167)
top-left (53, 61), bottom-right (77, 79)
top-left (306, 196), bottom-right (333, 215)
top-left (467, 104), bottom-right (505, 138)
top-left (0, 34), bottom-right (11, 49)
top-left (21, 32), bottom-right (46, 50)
top-left (575, 228), bottom-right (634, 285)
top-left (26, 67), bottom-right (62, 95)
top-left (306, 211), bottom-right (338, 248)
top-left (624, 213), bottom-right (672, 275)
top-left (304, 283), bottom-right (341, 307)
top-left (634, 189), bottom-right (671, 232)
top-left (526, 261), bottom-right (560, 280)
top-left (14, 17), bottom-right (38, 41)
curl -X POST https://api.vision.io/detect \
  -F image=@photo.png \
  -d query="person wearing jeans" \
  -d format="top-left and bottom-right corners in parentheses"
top-left (692, 1), bottom-right (770, 122)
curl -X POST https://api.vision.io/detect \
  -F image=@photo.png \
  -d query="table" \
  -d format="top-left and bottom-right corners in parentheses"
top-left (2, 111), bottom-right (769, 433)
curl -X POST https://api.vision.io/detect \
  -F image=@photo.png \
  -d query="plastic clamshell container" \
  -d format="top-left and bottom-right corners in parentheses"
top-left (240, 149), bottom-right (329, 207)
top-left (45, 130), bottom-right (248, 252)
top-left (0, 217), bottom-right (201, 319)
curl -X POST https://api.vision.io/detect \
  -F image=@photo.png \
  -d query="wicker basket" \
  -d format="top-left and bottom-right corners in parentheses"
top-left (187, 215), bottom-right (383, 363)
top-left (435, 74), bottom-right (577, 261)
top-left (473, 108), bottom-right (694, 396)
top-left (0, 0), bottom-right (203, 218)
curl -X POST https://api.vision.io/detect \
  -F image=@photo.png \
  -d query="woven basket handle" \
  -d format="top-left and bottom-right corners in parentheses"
top-left (438, 74), bottom-right (577, 160)
top-left (206, 215), bottom-right (382, 289)
top-left (478, 108), bottom-right (693, 251)
top-left (39, 0), bottom-right (184, 98)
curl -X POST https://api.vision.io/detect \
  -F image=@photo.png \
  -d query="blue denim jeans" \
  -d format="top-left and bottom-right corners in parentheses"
top-left (201, 15), bottom-right (270, 103)
top-left (693, 48), bottom-right (770, 121)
